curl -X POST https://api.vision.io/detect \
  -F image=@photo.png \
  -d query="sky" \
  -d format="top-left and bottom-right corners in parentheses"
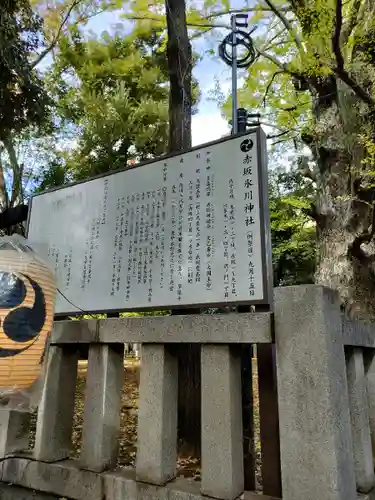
top-left (80, 4), bottom-right (251, 147)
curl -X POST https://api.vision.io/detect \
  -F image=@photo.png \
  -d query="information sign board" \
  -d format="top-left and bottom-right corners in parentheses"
top-left (27, 129), bottom-right (272, 314)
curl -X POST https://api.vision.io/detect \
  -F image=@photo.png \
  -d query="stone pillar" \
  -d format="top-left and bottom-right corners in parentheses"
top-left (0, 409), bottom-right (30, 457)
top-left (275, 285), bottom-right (356, 500)
top-left (133, 343), bottom-right (140, 359)
top-left (257, 343), bottom-right (281, 498)
top-left (241, 346), bottom-right (255, 491)
top-left (365, 350), bottom-right (375, 476)
top-left (136, 344), bottom-right (178, 485)
top-left (80, 344), bottom-right (124, 472)
top-left (201, 345), bottom-right (244, 500)
top-left (346, 348), bottom-right (375, 493)
top-left (34, 346), bottom-right (78, 461)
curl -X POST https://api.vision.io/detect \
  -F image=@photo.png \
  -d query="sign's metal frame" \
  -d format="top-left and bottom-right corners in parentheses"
top-left (26, 128), bottom-right (273, 316)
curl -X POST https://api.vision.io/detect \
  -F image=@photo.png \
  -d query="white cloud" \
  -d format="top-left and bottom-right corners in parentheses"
top-left (192, 112), bottom-right (231, 147)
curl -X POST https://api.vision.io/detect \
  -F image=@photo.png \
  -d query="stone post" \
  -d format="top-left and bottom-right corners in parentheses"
top-left (201, 344), bottom-right (244, 500)
top-left (346, 348), bottom-right (375, 493)
top-left (34, 346), bottom-right (78, 461)
top-left (0, 409), bottom-right (30, 457)
top-left (364, 351), bottom-right (375, 483)
top-left (257, 343), bottom-right (281, 498)
top-left (80, 344), bottom-right (124, 472)
top-left (134, 343), bottom-right (140, 359)
top-left (274, 285), bottom-right (356, 500)
top-left (136, 344), bottom-right (178, 485)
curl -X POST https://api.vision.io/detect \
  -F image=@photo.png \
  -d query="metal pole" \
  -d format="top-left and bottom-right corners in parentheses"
top-left (237, 108), bottom-right (248, 133)
top-left (231, 15), bottom-right (238, 135)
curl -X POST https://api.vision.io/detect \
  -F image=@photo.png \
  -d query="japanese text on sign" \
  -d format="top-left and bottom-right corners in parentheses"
top-left (27, 130), bottom-right (271, 314)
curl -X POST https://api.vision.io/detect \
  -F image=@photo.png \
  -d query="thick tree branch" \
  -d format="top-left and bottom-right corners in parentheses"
top-left (190, 27), bottom-right (213, 40)
top-left (32, 0), bottom-right (82, 68)
top-left (0, 152), bottom-right (9, 210)
top-left (260, 121), bottom-right (296, 131)
top-left (3, 136), bottom-right (22, 207)
top-left (287, 0), bottom-right (307, 13)
top-left (271, 0), bottom-right (373, 109)
top-left (332, 0), bottom-right (345, 70)
top-left (263, 0), bottom-right (304, 50)
top-left (261, 70), bottom-right (284, 106)
top-left (341, 0), bottom-right (362, 44)
top-left (356, 0), bottom-right (370, 28)
top-left (333, 67), bottom-right (375, 106)
top-left (203, 5), bottom-right (291, 21)
top-left (76, 8), bottom-right (110, 25)
top-left (125, 15), bottom-right (229, 29)
top-left (256, 49), bottom-right (290, 72)
top-left (261, 27), bottom-right (288, 52)
top-left (271, 134), bottom-right (298, 146)
top-left (257, 48), bottom-right (307, 88)
top-left (267, 129), bottom-right (293, 139)
top-left (281, 104), bottom-right (298, 111)
top-left (331, 0), bottom-right (374, 106)
top-left (127, 7), bottom-right (290, 30)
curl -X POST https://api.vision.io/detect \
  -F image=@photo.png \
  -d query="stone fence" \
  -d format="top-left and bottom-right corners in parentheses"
top-left (0, 285), bottom-right (375, 500)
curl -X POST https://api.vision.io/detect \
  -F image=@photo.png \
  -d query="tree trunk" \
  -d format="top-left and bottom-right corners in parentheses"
top-left (165, 0), bottom-right (200, 457)
top-left (310, 87), bottom-right (375, 320)
top-left (315, 187), bottom-right (375, 320)
top-left (0, 151), bottom-right (9, 211)
top-left (166, 0), bottom-right (192, 153)
top-left (316, 226), bottom-right (375, 319)
top-left (3, 135), bottom-right (22, 207)
top-left (281, 0), bottom-right (375, 322)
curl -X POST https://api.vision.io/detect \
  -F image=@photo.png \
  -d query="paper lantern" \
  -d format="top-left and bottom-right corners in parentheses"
top-left (0, 237), bottom-right (56, 393)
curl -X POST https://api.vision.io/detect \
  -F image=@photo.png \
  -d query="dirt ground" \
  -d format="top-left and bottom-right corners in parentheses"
top-left (29, 358), bottom-right (262, 487)
top-left (72, 360), bottom-right (140, 469)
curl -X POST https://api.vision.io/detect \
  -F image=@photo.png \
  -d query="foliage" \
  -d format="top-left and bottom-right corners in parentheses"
top-left (0, 0), bottom-right (125, 213)
top-left (46, 30), bottom-right (177, 179)
top-left (31, 0), bottom-right (120, 57)
top-left (0, 0), bottom-right (50, 142)
top-left (214, 0), bottom-right (375, 316)
top-left (0, 0), bottom-right (53, 214)
top-left (0, 0), bottom-right (320, 294)
top-left (33, 158), bottom-right (72, 194)
top-left (269, 167), bottom-right (316, 285)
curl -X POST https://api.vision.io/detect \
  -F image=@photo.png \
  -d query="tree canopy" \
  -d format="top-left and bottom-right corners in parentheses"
top-left (47, 30), bottom-right (172, 179)
top-left (218, 0), bottom-right (375, 317)
top-left (0, 0), bottom-right (50, 141)
top-left (269, 166), bottom-right (316, 286)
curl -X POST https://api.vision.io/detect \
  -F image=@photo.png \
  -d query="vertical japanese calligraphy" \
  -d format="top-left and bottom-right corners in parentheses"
top-left (28, 129), bottom-right (271, 313)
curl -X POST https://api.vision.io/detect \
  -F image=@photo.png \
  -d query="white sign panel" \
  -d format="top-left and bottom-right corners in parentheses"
top-left (27, 129), bottom-right (272, 315)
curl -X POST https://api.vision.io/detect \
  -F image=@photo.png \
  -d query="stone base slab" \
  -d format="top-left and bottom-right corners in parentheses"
top-left (0, 484), bottom-right (60, 499)
top-left (0, 454), bottom-right (371, 500)
top-left (0, 457), bottom-right (279, 500)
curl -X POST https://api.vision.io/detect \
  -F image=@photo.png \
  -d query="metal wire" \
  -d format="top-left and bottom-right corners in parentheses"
top-left (57, 288), bottom-right (89, 315)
